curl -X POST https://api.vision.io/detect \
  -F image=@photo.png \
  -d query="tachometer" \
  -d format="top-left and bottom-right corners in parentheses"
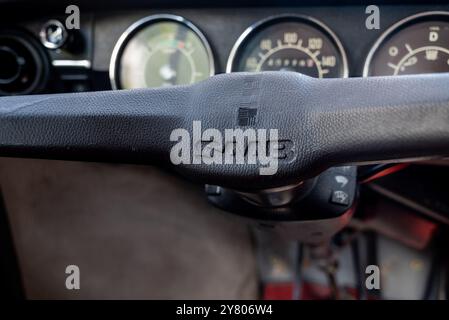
top-left (227, 15), bottom-right (348, 78)
top-left (364, 11), bottom-right (449, 76)
top-left (110, 14), bottom-right (215, 89)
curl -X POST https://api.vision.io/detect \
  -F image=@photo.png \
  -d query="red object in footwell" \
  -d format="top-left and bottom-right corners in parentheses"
top-left (263, 282), bottom-right (359, 300)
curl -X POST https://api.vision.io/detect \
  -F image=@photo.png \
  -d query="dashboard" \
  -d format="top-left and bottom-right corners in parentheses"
top-left (1, 1), bottom-right (449, 95)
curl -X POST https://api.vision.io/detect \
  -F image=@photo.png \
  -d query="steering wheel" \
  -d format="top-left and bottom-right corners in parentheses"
top-left (1, 71), bottom-right (448, 243)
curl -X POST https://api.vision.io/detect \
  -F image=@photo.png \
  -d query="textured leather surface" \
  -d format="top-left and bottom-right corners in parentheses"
top-left (1, 72), bottom-right (449, 189)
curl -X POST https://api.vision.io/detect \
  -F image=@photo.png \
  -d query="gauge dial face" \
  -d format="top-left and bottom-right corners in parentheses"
top-left (111, 16), bottom-right (214, 89)
top-left (227, 16), bottom-right (348, 78)
top-left (364, 12), bottom-right (449, 76)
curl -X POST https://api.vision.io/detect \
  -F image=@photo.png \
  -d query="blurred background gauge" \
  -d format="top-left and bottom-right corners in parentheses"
top-left (110, 14), bottom-right (214, 89)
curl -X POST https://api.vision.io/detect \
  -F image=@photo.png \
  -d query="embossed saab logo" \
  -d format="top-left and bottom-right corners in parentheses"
top-left (237, 107), bottom-right (257, 126)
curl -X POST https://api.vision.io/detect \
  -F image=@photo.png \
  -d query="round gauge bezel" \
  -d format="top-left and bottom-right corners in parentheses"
top-left (226, 14), bottom-right (349, 78)
top-left (109, 14), bottom-right (215, 90)
top-left (363, 11), bottom-right (449, 77)
top-left (0, 29), bottom-right (49, 96)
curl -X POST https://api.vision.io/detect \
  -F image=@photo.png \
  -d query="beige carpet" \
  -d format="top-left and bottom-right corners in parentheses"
top-left (0, 158), bottom-right (258, 299)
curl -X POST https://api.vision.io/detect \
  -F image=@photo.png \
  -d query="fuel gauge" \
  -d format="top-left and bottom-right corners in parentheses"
top-left (364, 11), bottom-right (449, 76)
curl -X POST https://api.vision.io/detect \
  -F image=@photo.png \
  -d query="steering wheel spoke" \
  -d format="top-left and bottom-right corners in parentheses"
top-left (1, 72), bottom-right (449, 189)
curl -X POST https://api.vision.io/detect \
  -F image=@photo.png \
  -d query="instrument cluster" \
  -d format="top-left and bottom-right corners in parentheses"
top-left (2, 7), bottom-right (449, 95)
top-left (109, 10), bottom-right (449, 90)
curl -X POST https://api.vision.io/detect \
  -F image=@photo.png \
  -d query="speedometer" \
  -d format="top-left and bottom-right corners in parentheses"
top-left (227, 15), bottom-right (348, 78)
top-left (110, 14), bottom-right (214, 89)
top-left (364, 11), bottom-right (449, 76)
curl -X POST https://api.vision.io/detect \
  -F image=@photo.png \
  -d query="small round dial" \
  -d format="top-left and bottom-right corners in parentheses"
top-left (364, 11), bottom-right (449, 76)
top-left (110, 15), bottom-right (214, 89)
top-left (227, 15), bottom-right (348, 78)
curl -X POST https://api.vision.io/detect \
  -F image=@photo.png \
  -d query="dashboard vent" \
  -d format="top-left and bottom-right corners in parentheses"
top-left (0, 29), bottom-right (49, 96)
